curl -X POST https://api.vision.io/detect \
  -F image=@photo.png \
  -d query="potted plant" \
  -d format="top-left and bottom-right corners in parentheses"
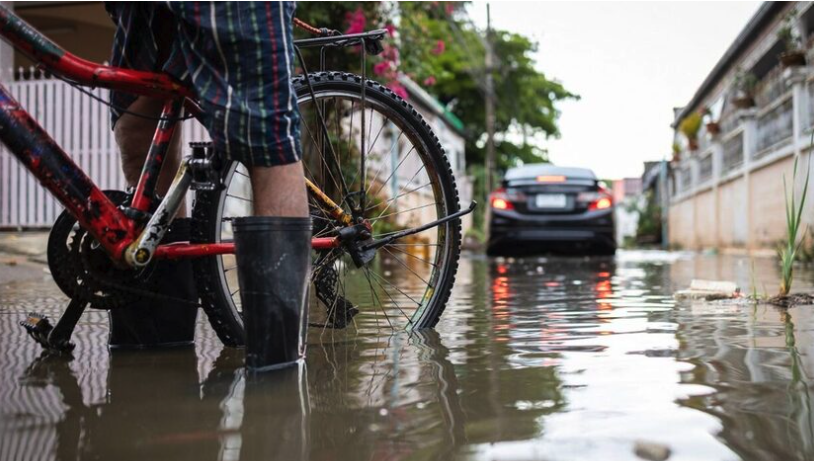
top-left (731, 68), bottom-right (758, 109)
top-left (702, 107), bottom-right (720, 135)
top-left (679, 112), bottom-right (702, 151)
top-left (777, 10), bottom-right (806, 67)
top-left (672, 142), bottom-right (682, 162)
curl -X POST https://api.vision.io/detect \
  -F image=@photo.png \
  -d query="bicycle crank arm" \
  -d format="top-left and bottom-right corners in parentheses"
top-left (125, 160), bottom-right (192, 267)
top-left (362, 201), bottom-right (477, 252)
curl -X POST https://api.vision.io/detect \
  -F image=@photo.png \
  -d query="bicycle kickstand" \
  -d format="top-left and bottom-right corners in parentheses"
top-left (20, 298), bottom-right (87, 354)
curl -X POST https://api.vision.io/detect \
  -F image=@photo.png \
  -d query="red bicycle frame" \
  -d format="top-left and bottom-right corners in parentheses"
top-left (0, 6), bottom-right (341, 264)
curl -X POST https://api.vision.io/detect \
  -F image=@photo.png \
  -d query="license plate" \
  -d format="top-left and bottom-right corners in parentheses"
top-left (535, 194), bottom-right (567, 208)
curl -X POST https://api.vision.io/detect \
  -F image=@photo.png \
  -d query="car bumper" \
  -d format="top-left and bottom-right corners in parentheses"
top-left (488, 208), bottom-right (616, 252)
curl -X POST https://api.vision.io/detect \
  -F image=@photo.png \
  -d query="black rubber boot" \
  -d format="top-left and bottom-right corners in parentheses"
top-left (108, 218), bottom-right (198, 349)
top-left (233, 216), bottom-right (311, 371)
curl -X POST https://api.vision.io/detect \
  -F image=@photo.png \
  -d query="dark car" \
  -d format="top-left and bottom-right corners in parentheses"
top-left (487, 164), bottom-right (616, 256)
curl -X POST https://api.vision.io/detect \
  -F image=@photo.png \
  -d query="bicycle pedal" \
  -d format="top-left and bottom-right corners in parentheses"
top-left (20, 313), bottom-right (54, 346)
top-left (19, 312), bottom-right (76, 353)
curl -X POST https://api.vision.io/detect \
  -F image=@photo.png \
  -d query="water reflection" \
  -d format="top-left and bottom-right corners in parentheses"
top-left (6, 347), bottom-right (311, 461)
top-left (3, 251), bottom-right (814, 460)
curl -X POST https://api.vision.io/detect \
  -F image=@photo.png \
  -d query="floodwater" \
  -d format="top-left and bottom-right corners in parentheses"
top-left (2, 250), bottom-right (814, 461)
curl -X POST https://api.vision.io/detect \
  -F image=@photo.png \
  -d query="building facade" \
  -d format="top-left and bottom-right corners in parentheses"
top-left (670, 2), bottom-right (814, 252)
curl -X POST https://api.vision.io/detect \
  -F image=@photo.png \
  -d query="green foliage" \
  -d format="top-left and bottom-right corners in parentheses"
top-left (779, 156), bottom-right (810, 296)
top-left (672, 142), bottom-right (681, 155)
top-left (635, 190), bottom-right (662, 243)
top-left (678, 112), bottom-right (702, 141)
top-left (732, 67), bottom-right (758, 96)
top-left (398, 2), bottom-right (577, 169)
top-left (777, 9), bottom-right (802, 52)
top-left (296, 2), bottom-right (576, 170)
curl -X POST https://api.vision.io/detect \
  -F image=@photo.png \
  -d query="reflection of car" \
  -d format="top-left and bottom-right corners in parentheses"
top-left (487, 164), bottom-right (616, 256)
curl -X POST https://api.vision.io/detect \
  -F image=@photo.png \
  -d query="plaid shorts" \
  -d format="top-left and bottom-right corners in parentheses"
top-left (106, 2), bottom-right (301, 167)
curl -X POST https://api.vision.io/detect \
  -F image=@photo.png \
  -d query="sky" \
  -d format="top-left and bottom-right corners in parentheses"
top-left (468, 1), bottom-right (762, 180)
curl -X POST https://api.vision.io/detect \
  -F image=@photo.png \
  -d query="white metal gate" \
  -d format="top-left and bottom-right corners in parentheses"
top-left (0, 73), bottom-right (210, 228)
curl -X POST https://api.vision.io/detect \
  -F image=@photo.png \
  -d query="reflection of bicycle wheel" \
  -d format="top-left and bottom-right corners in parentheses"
top-left (194, 72), bottom-right (462, 346)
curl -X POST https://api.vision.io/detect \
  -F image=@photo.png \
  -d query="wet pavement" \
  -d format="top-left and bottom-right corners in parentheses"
top-left (1, 250), bottom-right (814, 461)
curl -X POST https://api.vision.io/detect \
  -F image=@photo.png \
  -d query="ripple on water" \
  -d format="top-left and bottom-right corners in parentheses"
top-left (1, 251), bottom-right (814, 460)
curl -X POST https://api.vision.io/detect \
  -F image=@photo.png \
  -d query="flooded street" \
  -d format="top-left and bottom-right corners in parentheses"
top-left (2, 251), bottom-right (814, 461)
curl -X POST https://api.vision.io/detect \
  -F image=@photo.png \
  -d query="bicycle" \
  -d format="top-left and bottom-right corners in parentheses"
top-left (0, 6), bottom-right (473, 352)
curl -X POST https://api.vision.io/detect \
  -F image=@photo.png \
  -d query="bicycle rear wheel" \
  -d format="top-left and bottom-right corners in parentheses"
top-left (193, 72), bottom-right (461, 346)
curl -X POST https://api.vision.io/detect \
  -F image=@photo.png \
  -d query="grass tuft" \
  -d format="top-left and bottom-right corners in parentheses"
top-left (779, 156), bottom-right (810, 296)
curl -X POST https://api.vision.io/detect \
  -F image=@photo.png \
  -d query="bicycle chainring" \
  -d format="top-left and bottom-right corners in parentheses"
top-left (47, 190), bottom-right (153, 309)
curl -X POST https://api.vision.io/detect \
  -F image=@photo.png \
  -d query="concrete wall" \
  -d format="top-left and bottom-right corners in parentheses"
top-left (669, 151), bottom-right (812, 252)
top-left (717, 177), bottom-right (747, 246)
top-left (750, 155), bottom-right (795, 247)
top-left (668, 198), bottom-right (694, 250)
top-left (695, 189), bottom-right (716, 247)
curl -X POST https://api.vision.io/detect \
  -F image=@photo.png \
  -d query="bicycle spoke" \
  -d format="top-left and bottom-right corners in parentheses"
top-left (371, 145), bottom-right (415, 198)
top-left (302, 121), bottom-right (344, 195)
top-left (367, 269), bottom-right (424, 307)
top-left (366, 202), bottom-right (439, 223)
top-left (382, 246), bottom-right (431, 286)
top-left (373, 181), bottom-right (432, 224)
top-left (387, 245), bottom-right (438, 267)
top-left (366, 271), bottom-right (414, 328)
top-left (365, 131), bottom-right (405, 197)
top-left (362, 267), bottom-right (394, 330)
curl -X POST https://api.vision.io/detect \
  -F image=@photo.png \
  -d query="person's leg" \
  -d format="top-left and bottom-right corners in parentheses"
top-left (108, 96), bottom-right (195, 349)
top-left (250, 162), bottom-right (309, 217)
top-left (114, 96), bottom-right (185, 215)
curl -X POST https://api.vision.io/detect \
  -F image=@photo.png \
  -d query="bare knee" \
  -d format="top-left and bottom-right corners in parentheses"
top-left (114, 97), bottom-right (164, 186)
top-left (250, 162), bottom-right (308, 217)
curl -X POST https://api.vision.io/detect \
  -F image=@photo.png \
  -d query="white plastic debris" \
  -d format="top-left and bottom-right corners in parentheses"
top-left (634, 440), bottom-right (671, 461)
top-left (673, 279), bottom-right (740, 301)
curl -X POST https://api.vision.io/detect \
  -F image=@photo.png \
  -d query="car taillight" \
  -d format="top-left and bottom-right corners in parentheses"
top-left (590, 197), bottom-right (612, 210)
top-left (490, 188), bottom-right (525, 210)
top-left (577, 190), bottom-right (613, 211)
top-left (490, 188), bottom-right (514, 210)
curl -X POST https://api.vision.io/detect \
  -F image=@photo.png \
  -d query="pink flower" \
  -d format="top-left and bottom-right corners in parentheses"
top-left (423, 75), bottom-right (437, 86)
top-left (385, 23), bottom-right (396, 37)
top-left (373, 61), bottom-right (391, 76)
top-left (381, 44), bottom-right (399, 61)
top-left (388, 82), bottom-right (409, 100)
top-left (432, 40), bottom-right (445, 55)
top-left (445, 3), bottom-right (455, 15)
top-left (345, 8), bottom-right (366, 35)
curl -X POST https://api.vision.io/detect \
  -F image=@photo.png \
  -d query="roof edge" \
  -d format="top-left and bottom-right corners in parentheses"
top-left (674, 2), bottom-right (785, 125)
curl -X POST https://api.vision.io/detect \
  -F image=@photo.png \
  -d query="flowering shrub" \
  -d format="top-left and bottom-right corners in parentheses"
top-left (340, 5), bottom-right (449, 101)
top-left (345, 8), bottom-right (366, 35)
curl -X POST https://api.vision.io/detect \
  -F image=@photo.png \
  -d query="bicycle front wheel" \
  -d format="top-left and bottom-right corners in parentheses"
top-left (193, 72), bottom-right (462, 346)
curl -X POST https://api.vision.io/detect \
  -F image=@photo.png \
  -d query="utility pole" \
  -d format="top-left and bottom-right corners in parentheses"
top-left (484, 3), bottom-right (496, 195)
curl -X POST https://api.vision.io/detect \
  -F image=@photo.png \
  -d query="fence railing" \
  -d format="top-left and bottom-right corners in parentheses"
top-left (0, 77), bottom-right (210, 228)
top-left (698, 153), bottom-right (713, 184)
top-left (755, 92), bottom-right (793, 156)
top-left (722, 130), bottom-right (744, 173)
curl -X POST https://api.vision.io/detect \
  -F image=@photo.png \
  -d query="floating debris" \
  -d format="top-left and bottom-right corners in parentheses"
top-left (634, 440), bottom-right (671, 461)
top-left (674, 280), bottom-right (740, 301)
